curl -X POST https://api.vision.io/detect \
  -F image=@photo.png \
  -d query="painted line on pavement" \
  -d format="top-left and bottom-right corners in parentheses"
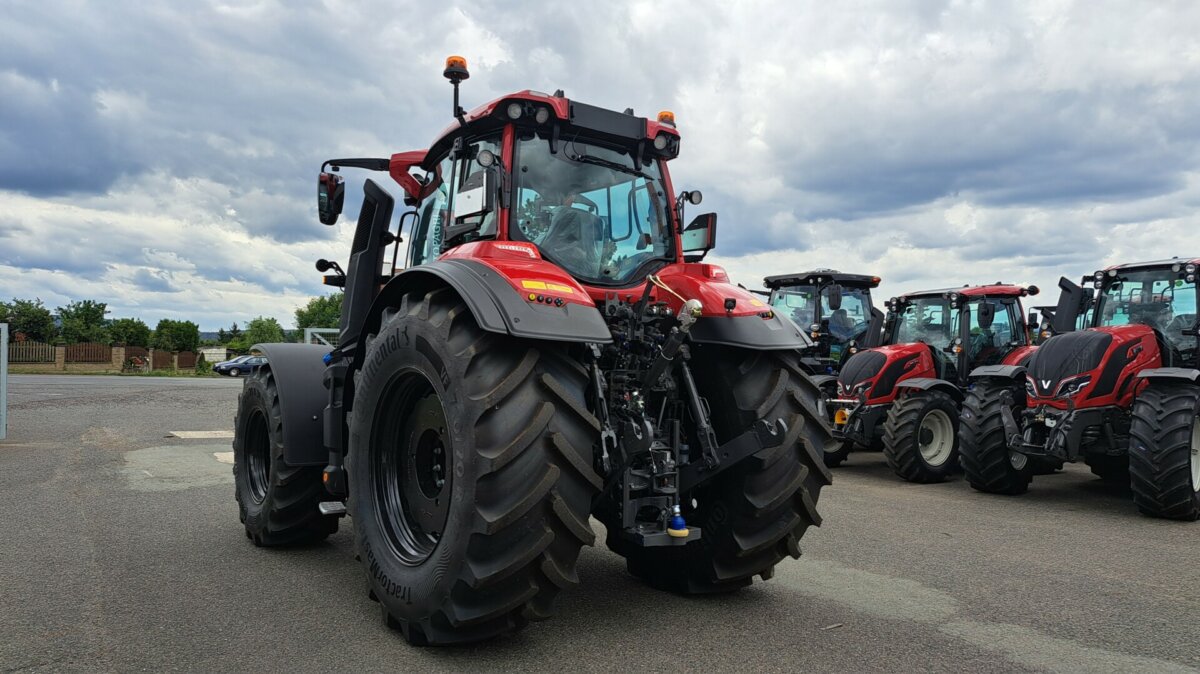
top-left (169, 430), bottom-right (234, 439)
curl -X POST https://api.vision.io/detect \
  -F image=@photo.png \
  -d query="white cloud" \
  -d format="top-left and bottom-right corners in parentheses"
top-left (2, 0), bottom-right (1199, 329)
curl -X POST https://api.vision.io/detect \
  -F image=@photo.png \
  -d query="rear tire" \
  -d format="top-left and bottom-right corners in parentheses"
top-left (606, 348), bottom-right (832, 593)
top-left (233, 367), bottom-right (336, 546)
top-left (1129, 382), bottom-right (1200, 520)
top-left (882, 390), bottom-right (960, 483)
top-left (959, 380), bottom-right (1031, 495)
top-left (347, 286), bottom-right (600, 645)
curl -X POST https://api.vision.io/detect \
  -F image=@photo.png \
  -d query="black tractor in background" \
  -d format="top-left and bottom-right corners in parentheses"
top-left (764, 270), bottom-right (885, 377)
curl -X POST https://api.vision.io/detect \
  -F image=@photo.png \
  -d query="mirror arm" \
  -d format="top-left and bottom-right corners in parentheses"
top-left (322, 158), bottom-right (390, 173)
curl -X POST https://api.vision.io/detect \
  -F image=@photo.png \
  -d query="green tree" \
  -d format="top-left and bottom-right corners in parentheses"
top-left (153, 319), bottom-right (200, 352)
top-left (217, 327), bottom-right (229, 343)
top-left (58, 300), bottom-right (111, 344)
top-left (294, 293), bottom-right (343, 330)
top-left (4, 298), bottom-right (56, 342)
top-left (109, 317), bottom-right (152, 347)
top-left (243, 316), bottom-right (285, 345)
top-left (228, 322), bottom-right (243, 341)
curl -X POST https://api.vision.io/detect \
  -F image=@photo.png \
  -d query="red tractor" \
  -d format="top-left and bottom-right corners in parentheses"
top-left (959, 259), bottom-right (1200, 520)
top-left (826, 283), bottom-right (1039, 477)
top-left (231, 57), bottom-right (834, 645)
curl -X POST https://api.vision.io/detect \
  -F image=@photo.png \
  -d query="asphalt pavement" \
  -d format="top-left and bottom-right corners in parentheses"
top-left (1, 374), bottom-right (1197, 672)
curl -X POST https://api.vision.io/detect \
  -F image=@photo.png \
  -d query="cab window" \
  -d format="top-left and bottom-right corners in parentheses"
top-left (408, 135), bottom-right (502, 267)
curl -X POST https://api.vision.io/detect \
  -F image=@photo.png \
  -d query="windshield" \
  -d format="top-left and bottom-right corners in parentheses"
top-left (511, 134), bottom-right (672, 285)
top-left (771, 287), bottom-right (819, 327)
top-left (1097, 269), bottom-right (1198, 350)
top-left (771, 285), bottom-right (872, 341)
top-left (893, 297), bottom-right (956, 350)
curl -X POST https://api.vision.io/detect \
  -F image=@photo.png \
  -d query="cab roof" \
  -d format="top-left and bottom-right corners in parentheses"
top-left (424, 90), bottom-right (681, 169)
top-left (764, 270), bottom-right (881, 290)
top-left (1103, 257), bottom-right (1200, 272)
top-left (897, 283), bottom-right (1033, 302)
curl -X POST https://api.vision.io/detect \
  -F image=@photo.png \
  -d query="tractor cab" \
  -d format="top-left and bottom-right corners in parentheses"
top-left (880, 284), bottom-right (1038, 386)
top-left (1072, 260), bottom-right (1199, 368)
top-left (764, 270), bottom-right (884, 375)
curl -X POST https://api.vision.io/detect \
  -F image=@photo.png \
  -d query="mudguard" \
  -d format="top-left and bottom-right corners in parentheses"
top-left (689, 314), bottom-right (811, 350)
top-left (1136, 367), bottom-right (1200, 384)
top-left (894, 377), bottom-right (964, 402)
top-left (253, 343), bottom-right (330, 466)
top-left (969, 364), bottom-right (1028, 380)
top-left (370, 258), bottom-right (612, 344)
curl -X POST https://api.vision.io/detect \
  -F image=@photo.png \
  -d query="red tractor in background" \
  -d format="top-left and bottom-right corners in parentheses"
top-left (231, 57), bottom-right (835, 645)
top-left (826, 283), bottom-right (1039, 477)
top-left (959, 258), bottom-right (1200, 520)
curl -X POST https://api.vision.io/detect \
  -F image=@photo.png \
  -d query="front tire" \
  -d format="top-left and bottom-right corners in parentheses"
top-left (229, 367), bottom-right (240, 377)
top-left (1129, 382), bottom-right (1200, 520)
top-left (233, 367), bottom-right (336, 546)
top-left (606, 347), bottom-right (833, 593)
top-left (347, 287), bottom-right (600, 645)
top-left (959, 379), bottom-right (1031, 495)
top-left (882, 390), bottom-right (960, 483)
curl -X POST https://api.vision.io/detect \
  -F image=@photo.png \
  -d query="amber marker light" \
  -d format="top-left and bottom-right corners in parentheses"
top-left (657, 110), bottom-right (675, 126)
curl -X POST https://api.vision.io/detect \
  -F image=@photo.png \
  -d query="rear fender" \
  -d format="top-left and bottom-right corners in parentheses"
top-left (1136, 367), bottom-right (1200, 385)
top-left (894, 377), bottom-right (964, 403)
top-left (253, 343), bottom-right (331, 466)
top-left (365, 257), bottom-right (612, 348)
top-left (969, 364), bottom-right (1027, 381)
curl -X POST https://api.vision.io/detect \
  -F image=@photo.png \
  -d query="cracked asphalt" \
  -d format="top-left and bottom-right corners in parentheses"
top-left (1, 374), bottom-right (1197, 672)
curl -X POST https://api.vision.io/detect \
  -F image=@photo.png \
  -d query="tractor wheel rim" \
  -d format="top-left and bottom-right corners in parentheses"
top-left (918, 409), bottom-right (955, 466)
top-left (373, 371), bottom-right (451, 566)
top-left (245, 408), bottom-right (271, 503)
top-left (1190, 418), bottom-right (1200, 493)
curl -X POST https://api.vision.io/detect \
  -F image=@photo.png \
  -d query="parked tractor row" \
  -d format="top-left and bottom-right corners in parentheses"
top-left (229, 58), bottom-right (1200, 646)
top-left (767, 262), bottom-right (1200, 521)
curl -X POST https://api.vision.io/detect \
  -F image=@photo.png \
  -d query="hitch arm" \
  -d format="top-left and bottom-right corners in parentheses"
top-left (678, 418), bottom-right (787, 492)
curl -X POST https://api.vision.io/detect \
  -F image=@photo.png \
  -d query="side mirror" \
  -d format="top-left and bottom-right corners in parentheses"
top-left (1027, 310), bottom-right (1037, 328)
top-left (682, 212), bottom-right (717, 261)
top-left (451, 168), bottom-right (496, 223)
top-left (828, 284), bottom-right (844, 311)
top-left (978, 301), bottom-right (996, 330)
top-left (318, 172), bottom-right (345, 225)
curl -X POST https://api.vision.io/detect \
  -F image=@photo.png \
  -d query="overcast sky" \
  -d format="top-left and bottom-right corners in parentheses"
top-left (3, 0), bottom-right (1199, 329)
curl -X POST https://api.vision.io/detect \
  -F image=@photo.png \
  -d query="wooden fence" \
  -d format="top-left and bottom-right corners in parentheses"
top-left (65, 343), bottom-right (112, 363)
top-left (8, 341), bottom-right (55, 363)
top-left (152, 350), bottom-right (173, 370)
top-left (125, 346), bottom-right (149, 360)
top-left (177, 351), bottom-right (197, 368)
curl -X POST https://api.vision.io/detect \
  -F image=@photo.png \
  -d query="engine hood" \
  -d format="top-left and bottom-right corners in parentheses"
top-left (838, 342), bottom-right (932, 402)
top-left (1025, 325), bottom-right (1157, 405)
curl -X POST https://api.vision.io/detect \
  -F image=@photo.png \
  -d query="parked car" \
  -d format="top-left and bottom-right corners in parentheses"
top-left (213, 355), bottom-right (265, 377)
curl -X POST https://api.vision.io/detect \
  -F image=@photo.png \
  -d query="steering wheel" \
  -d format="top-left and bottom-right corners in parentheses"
top-left (1165, 313), bottom-right (1196, 336)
